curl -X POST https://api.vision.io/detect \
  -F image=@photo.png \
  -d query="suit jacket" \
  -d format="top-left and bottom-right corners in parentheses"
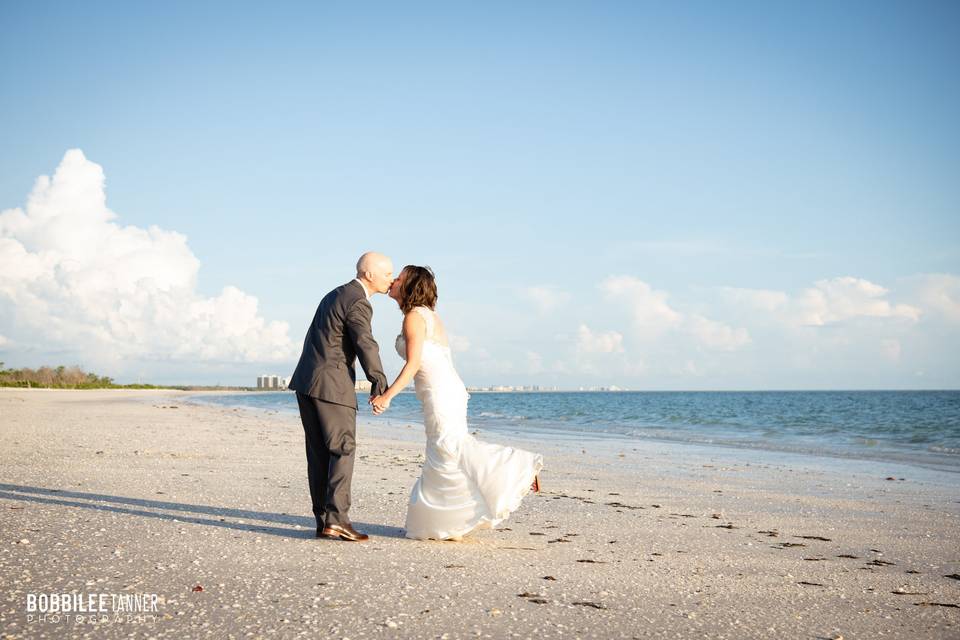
top-left (288, 280), bottom-right (388, 408)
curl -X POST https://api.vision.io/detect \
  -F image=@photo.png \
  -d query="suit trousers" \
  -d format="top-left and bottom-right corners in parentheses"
top-left (295, 392), bottom-right (357, 527)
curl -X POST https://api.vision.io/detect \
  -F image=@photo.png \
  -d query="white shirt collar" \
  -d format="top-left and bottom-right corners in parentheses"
top-left (353, 278), bottom-right (373, 300)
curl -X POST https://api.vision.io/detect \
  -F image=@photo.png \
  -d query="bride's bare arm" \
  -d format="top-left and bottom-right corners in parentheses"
top-left (371, 312), bottom-right (425, 411)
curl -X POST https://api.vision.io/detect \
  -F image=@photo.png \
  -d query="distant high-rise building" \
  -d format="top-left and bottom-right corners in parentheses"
top-left (256, 374), bottom-right (290, 390)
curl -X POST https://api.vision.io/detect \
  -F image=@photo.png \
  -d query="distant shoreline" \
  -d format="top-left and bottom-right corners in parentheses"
top-left (4, 386), bottom-right (958, 393)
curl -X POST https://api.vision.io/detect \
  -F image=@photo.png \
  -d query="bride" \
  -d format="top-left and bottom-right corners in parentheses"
top-left (370, 265), bottom-right (543, 541)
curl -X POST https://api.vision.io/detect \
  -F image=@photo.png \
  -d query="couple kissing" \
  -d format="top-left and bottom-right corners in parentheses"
top-left (288, 252), bottom-right (543, 542)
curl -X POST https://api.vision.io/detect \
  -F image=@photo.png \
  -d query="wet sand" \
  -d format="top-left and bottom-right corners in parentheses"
top-left (1, 388), bottom-right (958, 639)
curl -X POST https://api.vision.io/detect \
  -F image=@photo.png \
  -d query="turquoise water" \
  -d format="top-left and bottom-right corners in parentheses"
top-left (193, 390), bottom-right (960, 471)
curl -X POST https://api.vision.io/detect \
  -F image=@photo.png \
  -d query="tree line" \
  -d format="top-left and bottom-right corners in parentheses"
top-left (0, 363), bottom-right (254, 390)
top-left (0, 363), bottom-right (160, 389)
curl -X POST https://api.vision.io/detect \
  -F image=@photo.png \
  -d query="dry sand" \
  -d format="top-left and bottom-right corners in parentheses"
top-left (1, 388), bottom-right (958, 639)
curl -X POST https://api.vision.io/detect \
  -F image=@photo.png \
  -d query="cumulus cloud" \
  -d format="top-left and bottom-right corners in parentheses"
top-left (795, 277), bottom-right (921, 326)
top-left (722, 277), bottom-right (921, 327)
top-left (576, 324), bottom-right (624, 354)
top-left (600, 276), bottom-right (683, 338)
top-left (687, 314), bottom-right (751, 351)
top-left (601, 275), bottom-right (749, 350)
top-left (522, 286), bottom-right (572, 314)
top-left (455, 271), bottom-right (958, 388)
top-left (902, 273), bottom-right (960, 322)
top-left (0, 149), bottom-right (296, 366)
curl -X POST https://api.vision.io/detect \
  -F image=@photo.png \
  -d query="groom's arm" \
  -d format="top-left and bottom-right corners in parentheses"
top-left (345, 299), bottom-right (389, 397)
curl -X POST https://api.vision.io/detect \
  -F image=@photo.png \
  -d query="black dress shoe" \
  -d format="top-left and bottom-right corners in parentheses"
top-left (321, 522), bottom-right (369, 542)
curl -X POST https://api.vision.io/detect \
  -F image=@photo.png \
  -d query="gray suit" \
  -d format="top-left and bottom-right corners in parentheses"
top-left (289, 280), bottom-right (388, 528)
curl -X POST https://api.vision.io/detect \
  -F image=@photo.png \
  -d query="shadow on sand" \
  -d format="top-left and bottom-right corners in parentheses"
top-left (0, 483), bottom-right (405, 539)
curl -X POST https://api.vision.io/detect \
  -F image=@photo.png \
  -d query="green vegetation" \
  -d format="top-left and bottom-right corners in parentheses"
top-left (0, 362), bottom-right (143, 388)
top-left (1, 362), bottom-right (115, 388)
top-left (0, 362), bottom-right (251, 390)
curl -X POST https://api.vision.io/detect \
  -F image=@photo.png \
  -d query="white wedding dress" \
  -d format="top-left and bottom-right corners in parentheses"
top-left (396, 306), bottom-right (543, 541)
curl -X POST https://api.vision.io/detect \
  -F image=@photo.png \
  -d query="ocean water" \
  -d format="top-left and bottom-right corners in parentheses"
top-left (192, 390), bottom-right (960, 471)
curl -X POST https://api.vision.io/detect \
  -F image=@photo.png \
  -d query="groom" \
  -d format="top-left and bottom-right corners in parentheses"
top-left (288, 252), bottom-right (393, 542)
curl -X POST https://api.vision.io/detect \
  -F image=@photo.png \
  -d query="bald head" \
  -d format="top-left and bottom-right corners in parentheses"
top-left (355, 252), bottom-right (394, 295)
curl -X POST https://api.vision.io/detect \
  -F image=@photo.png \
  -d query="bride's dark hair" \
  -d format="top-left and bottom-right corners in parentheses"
top-left (398, 265), bottom-right (438, 314)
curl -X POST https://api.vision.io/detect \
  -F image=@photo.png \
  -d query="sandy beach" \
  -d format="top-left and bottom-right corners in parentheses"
top-left (1, 388), bottom-right (958, 639)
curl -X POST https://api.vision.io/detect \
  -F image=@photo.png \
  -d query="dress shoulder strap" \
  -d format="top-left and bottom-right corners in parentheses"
top-left (413, 306), bottom-right (435, 338)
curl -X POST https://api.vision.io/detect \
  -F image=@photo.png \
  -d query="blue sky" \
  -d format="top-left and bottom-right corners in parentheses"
top-left (1, 1), bottom-right (958, 388)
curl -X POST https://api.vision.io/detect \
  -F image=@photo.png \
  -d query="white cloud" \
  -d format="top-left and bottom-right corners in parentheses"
top-left (522, 286), bottom-right (571, 313)
top-left (687, 314), bottom-right (751, 351)
top-left (795, 277), bottom-right (921, 326)
top-left (903, 273), bottom-right (960, 322)
top-left (576, 324), bottom-right (624, 354)
top-left (600, 275), bottom-right (683, 338)
top-left (0, 149), bottom-right (296, 366)
top-left (0, 334), bottom-right (8, 347)
top-left (720, 277), bottom-right (922, 327)
top-left (601, 275), bottom-right (749, 350)
top-left (454, 272), bottom-right (958, 388)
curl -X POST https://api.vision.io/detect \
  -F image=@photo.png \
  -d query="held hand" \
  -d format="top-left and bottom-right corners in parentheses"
top-left (370, 394), bottom-right (391, 414)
